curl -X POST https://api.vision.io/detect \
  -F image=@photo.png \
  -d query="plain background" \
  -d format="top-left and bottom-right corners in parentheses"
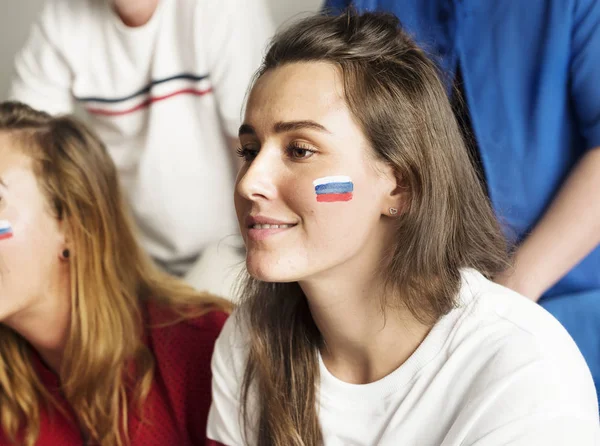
top-left (0, 0), bottom-right (325, 99)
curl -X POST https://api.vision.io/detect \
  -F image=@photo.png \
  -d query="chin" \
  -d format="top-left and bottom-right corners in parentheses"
top-left (245, 253), bottom-right (304, 283)
top-left (0, 303), bottom-right (20, 323)
top-left (246, 264), bottom-right (298, 283)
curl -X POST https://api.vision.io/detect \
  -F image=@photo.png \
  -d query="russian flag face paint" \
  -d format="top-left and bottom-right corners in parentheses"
top-left (313, 176), bottom-right (354, 202)
top-left (0, 220), bottom-right (13, 241)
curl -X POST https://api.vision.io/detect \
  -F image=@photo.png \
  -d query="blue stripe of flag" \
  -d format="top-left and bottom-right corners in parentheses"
top-left (315, 182), bottom-right (354, 194)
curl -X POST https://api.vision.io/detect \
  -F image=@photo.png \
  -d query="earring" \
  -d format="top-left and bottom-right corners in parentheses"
top-left (62, 249), bottom-right (70, 259)
top-left (389, 207), bottom-right (398, 215)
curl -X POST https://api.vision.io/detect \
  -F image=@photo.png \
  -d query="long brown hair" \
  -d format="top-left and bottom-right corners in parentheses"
top-left (0, 101), bottom-right (232, 446)
top-left (238, 9), bottom-right (509, 445)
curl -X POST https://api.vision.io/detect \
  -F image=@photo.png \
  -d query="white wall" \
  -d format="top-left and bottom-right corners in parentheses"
top-left (269, 0), bottom-right (323, 29)
top-left (0, 0), bottom-right (45, 99)
top-left (0, 0), bottom-right (324, 99)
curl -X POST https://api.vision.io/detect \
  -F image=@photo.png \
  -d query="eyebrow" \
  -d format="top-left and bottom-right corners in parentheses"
top-left (238, 120), bottom-right (331, 137)
top-left (0, 177), bottom-right (6, 189)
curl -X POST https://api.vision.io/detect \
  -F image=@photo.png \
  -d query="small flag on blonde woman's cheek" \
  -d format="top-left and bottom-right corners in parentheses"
top-left (0, 220), bottom-right (13, 240)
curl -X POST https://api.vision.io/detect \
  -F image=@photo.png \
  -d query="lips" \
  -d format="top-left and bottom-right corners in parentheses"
top-left (250, 223), bottom-right (295, 229)
top-left (245, 215), bottom-right (297, 241)
top-left (245, 215), bottom-right (297, 228)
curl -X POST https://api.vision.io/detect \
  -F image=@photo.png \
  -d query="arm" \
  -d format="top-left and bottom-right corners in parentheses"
top-left (9, 0), bottom-right (74, 114)
top-left (496, 0), bottom-right (600, 301)
top-left (495, 147), bottom-right (600, 300)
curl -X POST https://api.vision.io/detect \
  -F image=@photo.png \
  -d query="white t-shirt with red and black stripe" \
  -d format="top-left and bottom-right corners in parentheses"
top-left (10, 0), bottom-right (273, 274)
top-left (207, 270), bottom-right (599, 445)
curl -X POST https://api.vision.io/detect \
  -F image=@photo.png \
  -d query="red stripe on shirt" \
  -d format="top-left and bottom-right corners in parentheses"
top-left (85, 87), bottom-right (213, 117)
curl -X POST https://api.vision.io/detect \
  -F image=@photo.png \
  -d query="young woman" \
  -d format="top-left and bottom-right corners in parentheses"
top-left (0, 101), bottom-right (231, 446)
top-left (206, 10), bottom-right (599, 446)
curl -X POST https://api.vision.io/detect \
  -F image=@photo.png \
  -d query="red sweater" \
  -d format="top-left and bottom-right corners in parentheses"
top-left (0, 302), bottom-right (228, 446)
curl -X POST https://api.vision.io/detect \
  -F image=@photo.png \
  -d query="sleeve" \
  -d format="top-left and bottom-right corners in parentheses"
top-left (322, 0), bottom-right (353, 15)
top-left (570, 0), bottom-right (600, 149)
top-left (8, 0), bottom-right (75, 115)
top-left (195, 0), bottom-right (275, 138)
top-left (206, 315), bottom-right (247, 446)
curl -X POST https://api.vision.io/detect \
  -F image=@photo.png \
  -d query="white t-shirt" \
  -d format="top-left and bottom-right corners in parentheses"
top-left (207, 270), bottom-right (600, 445)
top-left (10, 0), bottom-right (274, 274)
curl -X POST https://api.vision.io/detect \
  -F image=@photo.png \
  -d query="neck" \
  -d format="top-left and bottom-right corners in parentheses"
top-left (301, 254), bottom-right (432, 385)
top-left (112, 0), bottom-right (159, 27)
top-left (5, 274), bottom-right (71, 374)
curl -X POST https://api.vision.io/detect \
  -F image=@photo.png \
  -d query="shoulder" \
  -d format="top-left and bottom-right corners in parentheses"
top-left (213, 309), bottom-right (249, 358)
top-left (192, 0), bottom-right (272, 26)
top-left (146, 300), bottom-right (231, 404)
top-left (206, 310), bottom-right (250, 445)
top-left (146, 299), bottom-right (229, 358)
top-left (39, 0), bottom-right (99, 26)
top-left (464, 271), bottom-right (583, 353)
top-left (455, 271), bottom-right (589, 368)
top-left (180, 307), bottom-right (229, 334)
top-left (211, 309), bottom-right (250, 383)
top-left (450, 271), bottom-right (598, 431)
top-left (32, 0), bottom-right (107, 55)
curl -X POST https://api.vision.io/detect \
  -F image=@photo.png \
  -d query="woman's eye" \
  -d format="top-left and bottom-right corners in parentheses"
top-left (288, 144), bottom-right (316, 160)
top-left (236, 147), bottom-right (259, 162)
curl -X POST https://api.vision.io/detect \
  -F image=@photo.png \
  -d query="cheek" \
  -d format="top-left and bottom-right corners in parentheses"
top-left (233, 192), bottom-right (245, 223)
top-left (0, 224), bottom-right (36, 300)
top-left (304, 177), bottom-right (379, 244)
top-left (0, 218), bottom-right (23, 257)
top-left (0, 220), bottom-right (54, 318)
top-left (0, 220), bottom-right (14, 242)
top-left (0, 221), bottom-right (17, 278)
top-left (312, 175), bottom-right (354, 204)
top-left (0, 217), bottom-right (60, 280)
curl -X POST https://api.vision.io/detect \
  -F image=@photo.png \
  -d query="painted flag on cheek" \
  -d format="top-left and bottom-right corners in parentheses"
top-left (313, 176), bottom-right (354, 202)
top-left (0, 220), bottom-right (12, 241)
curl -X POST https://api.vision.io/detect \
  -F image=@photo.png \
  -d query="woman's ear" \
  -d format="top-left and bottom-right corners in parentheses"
top-left (56, 216), bottom-right (72, 261)
top-left (380, 165), bottom-right (409, 217)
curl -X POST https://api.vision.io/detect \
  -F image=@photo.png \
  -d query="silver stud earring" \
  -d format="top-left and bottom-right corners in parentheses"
top-left (389, 207), bottom-right (398, 215)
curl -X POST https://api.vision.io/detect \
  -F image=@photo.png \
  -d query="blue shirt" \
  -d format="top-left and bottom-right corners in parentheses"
top-left (324, 0), bottom-right (600, 296)
top-left (325, 0), bottom-right (600, 389)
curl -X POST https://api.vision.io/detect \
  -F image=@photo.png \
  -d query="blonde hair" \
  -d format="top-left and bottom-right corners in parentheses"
top-left (0, 101), bottom-right (232, 446)
top-left (239, 10), bottom-right (509, 445)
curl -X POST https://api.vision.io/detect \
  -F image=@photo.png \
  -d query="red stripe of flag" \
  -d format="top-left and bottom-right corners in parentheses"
top-left (85, 88), bottom-right (213, 117)
top-left (316, 192), bottom-right (353, 202)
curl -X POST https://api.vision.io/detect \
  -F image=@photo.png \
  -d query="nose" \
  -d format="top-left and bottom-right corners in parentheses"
top-left (235, 146), bottom-right (279, 202)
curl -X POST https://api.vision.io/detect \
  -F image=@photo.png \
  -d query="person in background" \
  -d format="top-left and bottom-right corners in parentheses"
top-left (206, 11), bottom-right (598, 446)
top-left (9, 0), bottom-right (274, 299)
top-left (0, 101), bottom-right (231, 446)
top-left (324, 0), bottom-right (600, 400)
